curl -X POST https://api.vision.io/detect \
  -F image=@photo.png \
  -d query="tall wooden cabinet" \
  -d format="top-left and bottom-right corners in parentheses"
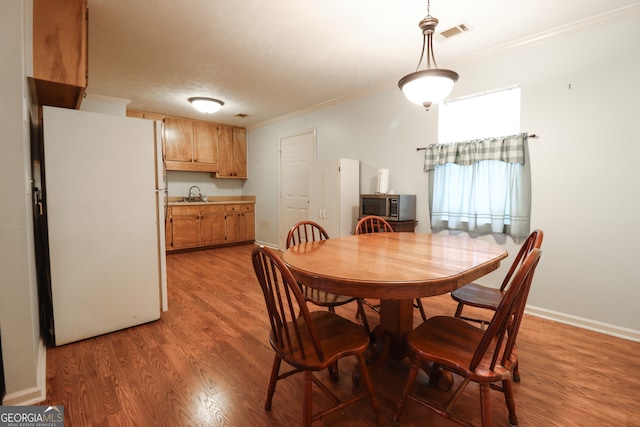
top-left (308, 159), bottom-right (360, 238)
top-left (217, 126), bottom-right (247, 178)
top-left (30, 0), bottom-right (88, 109)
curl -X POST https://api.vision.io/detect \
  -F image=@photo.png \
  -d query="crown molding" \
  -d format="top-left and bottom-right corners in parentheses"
top-left (248, 4), bottom-right (640, 130)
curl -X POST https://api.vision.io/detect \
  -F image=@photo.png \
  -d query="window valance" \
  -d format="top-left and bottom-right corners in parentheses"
top-left (423, 132), bottom-right (527, 172)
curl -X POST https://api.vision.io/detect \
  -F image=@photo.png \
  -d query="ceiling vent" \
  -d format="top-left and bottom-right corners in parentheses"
top-left (234, 113), bottom-right (249, 118)
top-left (434, 22), bottom-right (472, 42)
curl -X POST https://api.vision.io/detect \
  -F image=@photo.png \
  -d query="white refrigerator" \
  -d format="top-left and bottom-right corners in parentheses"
top-left (41, 106), bottom-right (167, 346)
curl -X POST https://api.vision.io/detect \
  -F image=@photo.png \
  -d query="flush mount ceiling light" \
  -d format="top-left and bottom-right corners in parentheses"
top-left (188, 97), bottom-right (224, 114)
top-left (398, 0), bottom-right (459, 110)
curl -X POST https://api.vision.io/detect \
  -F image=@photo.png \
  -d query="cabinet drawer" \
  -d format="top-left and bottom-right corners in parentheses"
top-left (171, 205), bottom-right (200, 216)
top-left (225, 204), bottom-right (254, 213)
top-left (200, 205), bottom-right (226, 214)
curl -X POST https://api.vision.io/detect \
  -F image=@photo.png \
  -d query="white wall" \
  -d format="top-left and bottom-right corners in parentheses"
top-left (244, 10), bottom-right (640, 339)
top-left (0, 0), bottom-right (45, 404)
top-left (166, 171), bottom-right (245, 199)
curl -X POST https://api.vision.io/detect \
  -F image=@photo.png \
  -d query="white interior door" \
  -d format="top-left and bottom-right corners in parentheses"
top-left (279, 129), bottom-right (316, 249)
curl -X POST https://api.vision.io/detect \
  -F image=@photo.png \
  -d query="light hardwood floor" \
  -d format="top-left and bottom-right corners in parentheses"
top-left (42, 244), bottom-right (640, 426)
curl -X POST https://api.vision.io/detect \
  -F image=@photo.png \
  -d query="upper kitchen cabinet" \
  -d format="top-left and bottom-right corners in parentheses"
top-left (30, 0), bottom-right (88, 109)
top-left (164, 116), bottom-right (219, 172)
top-left (127, 110), bottom-right (165, 121)
top-left (216, 126), bottom-right (247, 179)
top-left (193, 121), bottom-right (219, 165)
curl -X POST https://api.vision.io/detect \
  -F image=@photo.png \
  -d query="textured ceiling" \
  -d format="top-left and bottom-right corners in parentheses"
top-left (86, 0), bottom-right (640, 127)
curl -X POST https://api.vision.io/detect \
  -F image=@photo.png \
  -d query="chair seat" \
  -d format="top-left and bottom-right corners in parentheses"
top-left (302, 287), bottom-right (357, 308)
top-left (270, 311), bottom-right (370, 371)
top-left (395, 249), bottom-right (541, 427)
top-left (408, 316), bottom-right (514, 382)
top-left (451, 282), bottom-right (504, 311)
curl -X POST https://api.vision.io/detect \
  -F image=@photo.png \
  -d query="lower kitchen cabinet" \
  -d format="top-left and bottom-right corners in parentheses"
top-left (225, 204), bottom-right (255, 243)
top-left (166, 202), bottom-right (254, 251)
top-left (169, 206), bottom-right (200, 250)
top-left (200, 205), bottom-right (226, 246)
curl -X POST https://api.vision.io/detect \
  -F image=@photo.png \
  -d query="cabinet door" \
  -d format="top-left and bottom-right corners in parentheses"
top-left (127, 110), bottom-right (165, 121)
top-left (193, 121), bottom-right (219, 165)
top-left (232, 127), bottom-right (247, 178)
top-left (126, 110), bottom-right (145, 119)
top-left (225, 212), bottom-right (241, 243)
top-left (241, 210), bottom-right (255, 241)
top-left (171, 206), bottom-right (200, 249)
top-left (321, 161), bottom-right (341, 237)
top-left (164, 117), bottom-right (193, 163)
top-left (200, 205), bottom-right (226, 246)
top-left (143, 112), bottom-right (165, 121)
top-left (225, 204), bottom-right (255, 242)
top-left (308, 159), bottom-right (359, 238)
top-left (308, 161), bottom-right (326, 226)
top-left (32, 0), bottom-right (88, 108)
top-left (217, 125), bottom-right (234, 177)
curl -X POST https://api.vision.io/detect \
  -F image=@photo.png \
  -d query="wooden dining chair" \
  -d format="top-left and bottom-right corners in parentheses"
top-left (393, 248), bottom-right (542, 427)
top-left (354, 215), bottom-right (427, 322)
top-left (286, 221), bottom-right (369, 334)
top-left (251, 246), bottom-right (384, 427)
top-left (450, 228), bottom-right (543, 381)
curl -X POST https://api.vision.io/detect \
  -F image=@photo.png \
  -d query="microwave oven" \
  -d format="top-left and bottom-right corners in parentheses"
top-left (359, 194), bottom-right (416, 222)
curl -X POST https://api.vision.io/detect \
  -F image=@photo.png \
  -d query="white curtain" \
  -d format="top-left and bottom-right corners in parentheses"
top-left (426, 133), bottom-right (531, 240)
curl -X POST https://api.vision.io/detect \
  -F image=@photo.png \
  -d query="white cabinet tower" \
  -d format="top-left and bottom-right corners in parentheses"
top-left (308, 159), bottom-right (360, 237)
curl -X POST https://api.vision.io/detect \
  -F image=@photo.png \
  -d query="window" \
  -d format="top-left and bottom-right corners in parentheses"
top-left (426, 87), bottom-right (531, 240)
top-left (438, 87), bottom-right (521, 143)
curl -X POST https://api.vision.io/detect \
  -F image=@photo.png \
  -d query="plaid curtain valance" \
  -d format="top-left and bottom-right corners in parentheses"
top-left (423, 132), bottom-right (527, 172)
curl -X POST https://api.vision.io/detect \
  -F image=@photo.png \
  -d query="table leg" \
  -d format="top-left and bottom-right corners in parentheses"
top-left (379, 299), bottom-right (414, 359)
top-left (352, 298), bottom-right (454, 391)
top-left (352, 299), bottom-right (414, 386)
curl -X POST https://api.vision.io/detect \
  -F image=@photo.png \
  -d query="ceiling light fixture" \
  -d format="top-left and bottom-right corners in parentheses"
top-left (188, 97), bottom-right (224, 114)
top-left (398, 0), bottom-right (459, 110)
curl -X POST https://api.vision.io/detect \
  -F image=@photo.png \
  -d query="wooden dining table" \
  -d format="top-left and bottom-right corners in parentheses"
top-left (282, 232), bottom-right (508, 374)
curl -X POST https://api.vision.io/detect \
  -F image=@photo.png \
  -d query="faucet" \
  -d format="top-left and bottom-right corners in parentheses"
top-left (187, 185), bottom-right (201, 201)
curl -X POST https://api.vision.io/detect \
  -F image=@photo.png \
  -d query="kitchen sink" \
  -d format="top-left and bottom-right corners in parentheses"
top-left (173, 197), bottom-right (208, 203)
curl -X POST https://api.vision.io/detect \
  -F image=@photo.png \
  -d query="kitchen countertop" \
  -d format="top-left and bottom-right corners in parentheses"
top-left (167, 195), bottom-right (255, 206)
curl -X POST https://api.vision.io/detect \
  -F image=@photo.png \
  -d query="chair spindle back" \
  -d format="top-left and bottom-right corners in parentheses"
top-left (498, 229), bottom-right (543, 292)
top-left (252, 246), bottom-right (324, 361)
top-left (286, 221), bottom-right (329, 249)
top-left (470, 248), bottom-right (542, 372)
top-left (354, 215), bottom-right (394, 235)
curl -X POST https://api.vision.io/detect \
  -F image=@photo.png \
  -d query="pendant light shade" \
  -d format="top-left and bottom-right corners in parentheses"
top-left (188, 97), bottom-right (224, 113)
top-left (398, 3), bottom-right (458, 110)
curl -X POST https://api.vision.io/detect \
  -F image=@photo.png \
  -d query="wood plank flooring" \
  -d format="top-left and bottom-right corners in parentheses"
top-left (41, 244), bottom-right (640, 426)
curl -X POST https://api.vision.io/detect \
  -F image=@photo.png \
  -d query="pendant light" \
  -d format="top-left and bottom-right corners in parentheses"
top-left (398, 0), bottom-right (458, 110)
top-left (188, 97), bottom-right (224, 113)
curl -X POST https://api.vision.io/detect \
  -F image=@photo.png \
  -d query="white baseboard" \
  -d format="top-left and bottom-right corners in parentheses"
top-left (525, 305), bottom-right (640, 343)
top-left (253, 240), bottom-right (279, 250)
top-left (2, 340), bottom-right (47, 406)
